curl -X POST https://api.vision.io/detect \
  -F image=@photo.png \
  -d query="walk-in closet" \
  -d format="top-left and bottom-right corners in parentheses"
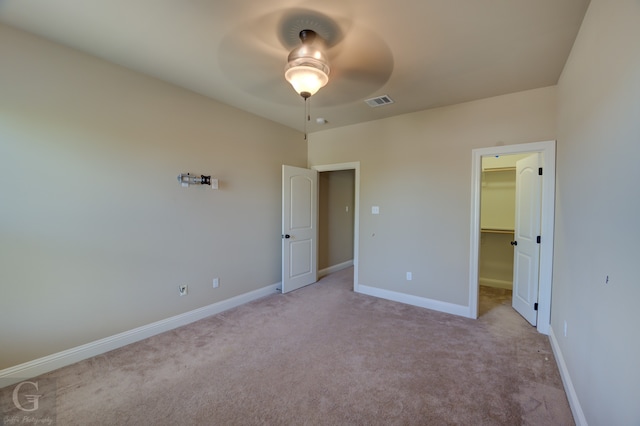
top-left (479, 154), bottom-right (529, 290)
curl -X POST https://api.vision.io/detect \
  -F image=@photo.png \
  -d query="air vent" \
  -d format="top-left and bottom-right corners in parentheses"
top-left (364, 95), bottom-right (394, 108)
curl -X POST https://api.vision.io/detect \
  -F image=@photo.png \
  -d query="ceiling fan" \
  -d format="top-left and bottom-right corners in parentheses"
top-left (284, 29), bottom-right (331, 99)
top-left (218, 8), bottom-right (394, 107)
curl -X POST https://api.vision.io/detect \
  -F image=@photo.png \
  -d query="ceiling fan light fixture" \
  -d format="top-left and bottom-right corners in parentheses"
top-left (285, 30), bottom-right (330, 99)
top-left (285, 63), bottom-right (329, 99)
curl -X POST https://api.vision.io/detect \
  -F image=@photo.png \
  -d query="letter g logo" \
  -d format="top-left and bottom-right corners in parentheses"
top-left (12, 381), bottom-right (42, 412)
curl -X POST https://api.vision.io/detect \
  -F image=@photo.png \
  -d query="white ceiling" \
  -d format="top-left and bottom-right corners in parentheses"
top-left (0, 0), bottom-right (590, 133)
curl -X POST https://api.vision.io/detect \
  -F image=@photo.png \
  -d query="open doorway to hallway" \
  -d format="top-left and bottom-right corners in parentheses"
top-left (318, 169), bottom-right (355, 277)
top-left (312, 162), bottom-right (361, 291)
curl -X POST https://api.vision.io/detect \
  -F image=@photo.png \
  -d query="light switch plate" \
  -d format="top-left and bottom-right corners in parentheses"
top-left (372, 206), bottom-right (380, 214)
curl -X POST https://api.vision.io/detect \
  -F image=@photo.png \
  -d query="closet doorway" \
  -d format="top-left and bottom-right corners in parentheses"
top-left (469, 141), bottom-right (556, 334)
top-left (479, 154), bottom-right (523, 290)
top-left (480, 153), bottom-right (543, 325)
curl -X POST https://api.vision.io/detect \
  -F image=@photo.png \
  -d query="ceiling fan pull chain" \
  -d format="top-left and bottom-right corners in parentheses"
top-left (304, 97), bottom-right (308, 140)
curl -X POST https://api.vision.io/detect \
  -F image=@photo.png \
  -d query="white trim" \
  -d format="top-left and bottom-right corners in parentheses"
top-left (312, 162), bottom-right (360, 292)
top-left (357, 284), bottom-right (470, 318)
top-left (0, 282), bottom-right (279, 387)
top-left (319, 260), bottom-right (354, 278)
top-left (469, 140), bottom-right (556, 334)
top-left (549, 326), bottom-right (587, 426)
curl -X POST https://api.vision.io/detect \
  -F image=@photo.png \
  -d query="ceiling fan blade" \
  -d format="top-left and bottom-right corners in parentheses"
top-left (218, 9), bottom-right (393, 108)
top-left (315, 26), bottom-right (394, 106)
top-left (218, 18), bottom-right (298, 105)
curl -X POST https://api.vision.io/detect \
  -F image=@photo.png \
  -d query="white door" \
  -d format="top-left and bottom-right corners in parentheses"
top-left (512, 153), bottom-right (542, 325)
top-left (282, 165), bottom-right (318, 293)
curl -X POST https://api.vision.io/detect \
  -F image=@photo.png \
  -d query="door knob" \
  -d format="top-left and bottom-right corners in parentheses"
top-left (510, 241), bottom-right (518, 246)
top-left (283, 234), bottom-right (291, 239)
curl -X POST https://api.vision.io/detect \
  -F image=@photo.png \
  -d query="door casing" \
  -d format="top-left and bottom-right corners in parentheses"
top-left (469, 141), bottom-right (556, 334)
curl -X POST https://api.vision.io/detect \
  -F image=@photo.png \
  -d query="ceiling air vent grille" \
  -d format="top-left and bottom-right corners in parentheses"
top-left (365, 95), bottom-right (394, 108)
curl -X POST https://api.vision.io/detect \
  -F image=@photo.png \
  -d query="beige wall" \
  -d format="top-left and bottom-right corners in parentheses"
top-left (318, 170), bottom-right (355, 271)
top-left (478, 232), bottom-right (514, 289)
top-left (0, 24), bottom-right (305, 369)
top-left (308, 86), bottom-right (556, 306)
top-left (480, 168), bottom-right (516, 231)
top-left (553, 0), bottom-right (640, 424)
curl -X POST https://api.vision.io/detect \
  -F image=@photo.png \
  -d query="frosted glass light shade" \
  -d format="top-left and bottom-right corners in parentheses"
top-left (284, 63), bottom-right (329, 98)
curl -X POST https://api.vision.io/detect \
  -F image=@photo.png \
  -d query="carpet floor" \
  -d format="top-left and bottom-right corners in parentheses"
top-left (2, 268), bottom-right (573, 425)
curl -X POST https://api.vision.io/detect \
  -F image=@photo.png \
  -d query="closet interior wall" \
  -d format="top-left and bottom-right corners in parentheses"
top-left (479, 157), bottom-right (519, 290)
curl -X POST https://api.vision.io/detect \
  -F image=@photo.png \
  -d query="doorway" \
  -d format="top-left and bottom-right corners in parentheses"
top-left (479, 152), bottom-right (542, 324)
top-left (478, 154), bottom-right (520, 315)
top-left (313, 162), bottom-right (360, 291)
top-left (318, 169), bottom-right (355, 277)
top-left (469, 141), bottom-right (556, 334)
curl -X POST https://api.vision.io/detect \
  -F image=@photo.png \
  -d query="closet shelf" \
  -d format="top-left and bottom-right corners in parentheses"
top-left (481, 228), bottom-right (515, 234)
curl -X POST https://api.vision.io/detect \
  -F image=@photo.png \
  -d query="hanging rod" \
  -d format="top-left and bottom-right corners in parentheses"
top-left (481, 228), bottom-right (515, 234)
top-left (482, 167), bottom-right (516, 172)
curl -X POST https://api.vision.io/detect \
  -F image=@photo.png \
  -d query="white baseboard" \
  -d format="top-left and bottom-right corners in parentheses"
top-left (318, 260), bottom-right (353, 278)
top-left (0, 282), bottom-right (280, 387)
top-left (357, 284), bottom-right (471, 318)
top-left (549, 326), bottom-right (587, 426)
top-left (478, 277), bottom-right (513, 290)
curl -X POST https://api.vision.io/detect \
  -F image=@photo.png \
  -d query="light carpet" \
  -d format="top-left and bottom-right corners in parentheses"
top-left (1, 268), bottom-right (573, 425)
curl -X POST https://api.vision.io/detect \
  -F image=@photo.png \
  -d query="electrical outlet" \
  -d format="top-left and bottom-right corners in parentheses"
top-left (179, 285), bottom-right (188, 296)
top-left (213, 278), bottom-right (219, 288)
top-left (406, 272), bottom-right (412, 281)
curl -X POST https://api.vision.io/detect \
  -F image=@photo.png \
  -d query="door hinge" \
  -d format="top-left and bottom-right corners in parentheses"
top-left (537, 236), bottom-right (541, 244)
top-left (538, 167), bottom-right (543, 176)
top-left (534, 302), bottom-right (538, 311)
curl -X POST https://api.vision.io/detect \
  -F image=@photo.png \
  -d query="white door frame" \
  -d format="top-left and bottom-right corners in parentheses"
top-left (468, 141), bottom-right (555, 334)
top-left (312, 162), bottom-right (360, 292)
